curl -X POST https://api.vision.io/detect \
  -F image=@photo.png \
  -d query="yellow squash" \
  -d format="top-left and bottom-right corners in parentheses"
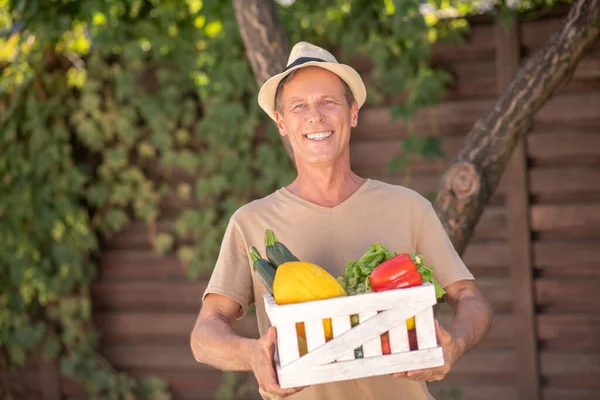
top-left (273, 261), bottom-right (347, 341)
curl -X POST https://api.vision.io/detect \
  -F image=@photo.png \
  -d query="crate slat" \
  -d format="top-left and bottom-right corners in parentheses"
top-left (277, 323), bottom-right (300, 368)
top-left (331, 316), bottom-right (354, 361)
top-left (389, 324), bottom-right (410, 353)
top-left (415, 307), bottom-right (437, 350)
top-left (359, 312), bottom-right (382, 358)
top-left (305, 319), bottom-right (326, 352)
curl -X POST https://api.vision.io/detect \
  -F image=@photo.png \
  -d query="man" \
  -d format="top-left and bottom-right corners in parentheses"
top-left (190, 41), bottom-right (493, 400)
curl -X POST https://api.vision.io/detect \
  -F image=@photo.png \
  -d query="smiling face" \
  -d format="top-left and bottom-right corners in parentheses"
top-left (274, 67), bottom-right (358, 169)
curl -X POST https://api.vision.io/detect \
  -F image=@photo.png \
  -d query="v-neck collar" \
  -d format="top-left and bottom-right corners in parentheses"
top-left (277, 179), bottom-right (372, 214)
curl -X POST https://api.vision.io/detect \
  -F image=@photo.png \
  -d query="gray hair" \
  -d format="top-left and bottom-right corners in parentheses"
top-left (274, 69), bottom-right (356, 115)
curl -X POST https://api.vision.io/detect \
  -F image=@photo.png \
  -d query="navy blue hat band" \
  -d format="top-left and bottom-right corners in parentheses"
top-left (283, 57), bottom-right (327, 72)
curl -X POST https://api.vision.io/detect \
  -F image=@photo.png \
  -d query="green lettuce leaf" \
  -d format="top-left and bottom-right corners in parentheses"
top-left (338, 242), bottom-right (396, 295)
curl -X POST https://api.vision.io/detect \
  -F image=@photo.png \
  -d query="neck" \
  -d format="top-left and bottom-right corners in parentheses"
top-left (287, 164), bottom-right (366, 208)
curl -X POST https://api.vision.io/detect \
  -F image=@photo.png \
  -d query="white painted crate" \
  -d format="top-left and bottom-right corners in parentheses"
top-left (264, 282), bottom-right (444, 388)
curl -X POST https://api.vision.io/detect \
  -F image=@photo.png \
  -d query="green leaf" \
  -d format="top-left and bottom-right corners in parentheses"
top-left (59, 353), bottom-right (78, 378)
top-left (151, 129), bottom-right (173, 152)
top-left (421, 137), bottom-right (444, 159)
top-left (16, 321), bottom-right (46, 346)
top-left (74, 119), bottom-right (104, 151)
top-left (176, 150), bottom-right (200, 174)
top-left (7, 345), bottom-right (26, 366)
top-left (416, 263), bottom-right (446, 299)
top-left (43, 334), bottom-right (62, 359)
top-left (79, 296), bottom-right (91, 320)
top-left (81, 93), bottom-right (101, 113)
top-left (186, 257), bottom-right (203, 280)
top-left (102, 208), bottom-right (129, 232)
top-left (115, 70), bottom-right (134, 102)
top-left (425, 191), bottom-right (437, 203)
top-left (402, 131), bottom-right (425, 154)
top-left (499, 5), bottom-right (517, 33)
top-left (390, 103), bottom-right (414, 120)
top-left (177, 246), bottom-right (195, 266)
top-left (136, 376), bottom-right (171, 400)
top-left (105, 148), bottom-right (128, 169)
top-left (86, 184), bottom-right (110, 207)
top-left (153, 233), bottom-right (174, 254)
top-left (387, 154), bottom-right (411, 174)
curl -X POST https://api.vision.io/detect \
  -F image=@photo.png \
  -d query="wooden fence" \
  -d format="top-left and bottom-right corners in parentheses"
top-left (349, 11), bottom-right (600, 400)
top-left (12, 8), bottom-right (600, 400)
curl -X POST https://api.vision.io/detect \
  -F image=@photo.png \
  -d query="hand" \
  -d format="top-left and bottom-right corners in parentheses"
top-left (250, 327), bottom-right (307, 398)
top-left (393, 320), bottom-right (463, 382)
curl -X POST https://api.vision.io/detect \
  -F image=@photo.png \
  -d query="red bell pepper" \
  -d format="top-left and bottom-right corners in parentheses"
top-left (369, 253), bottom-right (423, 292)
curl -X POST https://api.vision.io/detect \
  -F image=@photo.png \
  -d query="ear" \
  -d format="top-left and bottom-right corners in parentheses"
top-left (350, 100), bottom-right (359, 128)
top-left (275, 111), bottom-right (287, 136)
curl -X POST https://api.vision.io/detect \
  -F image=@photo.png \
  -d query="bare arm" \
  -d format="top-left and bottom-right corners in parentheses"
top-left (190, 293), bottom-right (305, 397)
top-left (190, 293), bottom-right (254, 371)
top-left (443, 279), bottom-right (494, 359)
top-left (394, 279), bottom-right (493, 381)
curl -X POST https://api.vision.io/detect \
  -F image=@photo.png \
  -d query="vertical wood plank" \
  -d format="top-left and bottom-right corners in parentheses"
top-left (40, 357), bottom-right (62, 400)
top-left (388, 324), bottom-right (410, 354)
top-left (415, 307), bottom-right (437, 350)
top-left (331, 316), bottom-right (354, 361)
top-left (304, 319), bottom-right (326, 352)
top-left (359, 312), bottom-right (382, 357)
top-left (277, 323), bottom-right (300, 367)
top-left (495, 15), bottom-right (540, 400)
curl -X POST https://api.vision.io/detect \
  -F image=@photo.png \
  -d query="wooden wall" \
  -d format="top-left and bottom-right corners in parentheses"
top-left (15, 9), bottom-right (599, 400)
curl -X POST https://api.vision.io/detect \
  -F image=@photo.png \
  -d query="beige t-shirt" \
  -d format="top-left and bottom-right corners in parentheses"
top-left (203, 179), bottom-right (474, 400)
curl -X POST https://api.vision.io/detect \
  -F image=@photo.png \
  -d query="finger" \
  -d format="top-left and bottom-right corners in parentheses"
top-left (406, 368), bottom-right (434, 380)
top-left (266, 326), bottom-right (277, 345)
top-left (263, 382), bottom-right (306, 397)
top-left (408, 366), bottom-right (447, 382)
top-left (286, 386), bottom-right (307, 395)
top-left (262, 327), bottom-right (278, 359)
top-left (427, 374), bottom-right (444, 382)
top-left (406, 372), bottom-right (431, 381)
top-left (392, 371), bottom-right (408, 378)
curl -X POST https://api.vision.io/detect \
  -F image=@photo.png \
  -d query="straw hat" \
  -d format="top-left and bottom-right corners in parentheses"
top-left (257, 41), bottom-right (367, 122)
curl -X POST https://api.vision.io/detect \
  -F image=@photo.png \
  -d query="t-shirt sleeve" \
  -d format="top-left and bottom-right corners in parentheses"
top-left (202, 214), bottom-right (254, 319)
top-left (414, 202), bottom-right (474, 289)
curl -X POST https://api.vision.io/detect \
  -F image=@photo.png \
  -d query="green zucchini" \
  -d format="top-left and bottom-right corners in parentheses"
top-left (249, 246), bottom-right (276, 295)
top-left (264, 229), bottom-right (299, 267)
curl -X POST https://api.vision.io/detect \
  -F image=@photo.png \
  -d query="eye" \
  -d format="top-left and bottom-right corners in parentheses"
top-left (324, 100), bottom-right (334, 104)
top-left (292, 103), bottom-right (304, 110)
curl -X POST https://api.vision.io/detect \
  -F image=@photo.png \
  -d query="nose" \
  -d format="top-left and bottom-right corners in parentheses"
top-left (307, 105), bottom-right (324, 124)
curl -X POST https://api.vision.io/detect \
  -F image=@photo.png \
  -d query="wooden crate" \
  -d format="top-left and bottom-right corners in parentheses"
top-left (263, 282), bottom-right (444, 388)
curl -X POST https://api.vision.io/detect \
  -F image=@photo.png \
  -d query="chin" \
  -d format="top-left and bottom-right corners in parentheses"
top-left (305, 155), bottom-right (341, 166)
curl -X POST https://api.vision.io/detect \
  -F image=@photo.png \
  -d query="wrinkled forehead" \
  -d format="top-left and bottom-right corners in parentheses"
top-left (281, 67), bottom-right (347, 99)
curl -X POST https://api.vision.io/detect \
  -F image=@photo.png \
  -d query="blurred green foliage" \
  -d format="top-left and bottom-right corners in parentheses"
top-left (0, 0), bottom-right (568, 398)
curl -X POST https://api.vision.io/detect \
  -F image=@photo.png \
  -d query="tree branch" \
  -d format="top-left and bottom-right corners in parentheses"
top-left (231, 0), bottom-right (295, 162)
top-left (434, 0), bottom-right (600, 255)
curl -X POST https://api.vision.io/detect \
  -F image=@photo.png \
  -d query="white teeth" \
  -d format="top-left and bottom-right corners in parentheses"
top-left (306, 131), bottom-right (332, 141)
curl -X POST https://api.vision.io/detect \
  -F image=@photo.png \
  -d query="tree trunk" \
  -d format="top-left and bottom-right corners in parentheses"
top-left (434, 0), bottom-right (599, 255)
top-left (231, 0), bottom-right (295, 161)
